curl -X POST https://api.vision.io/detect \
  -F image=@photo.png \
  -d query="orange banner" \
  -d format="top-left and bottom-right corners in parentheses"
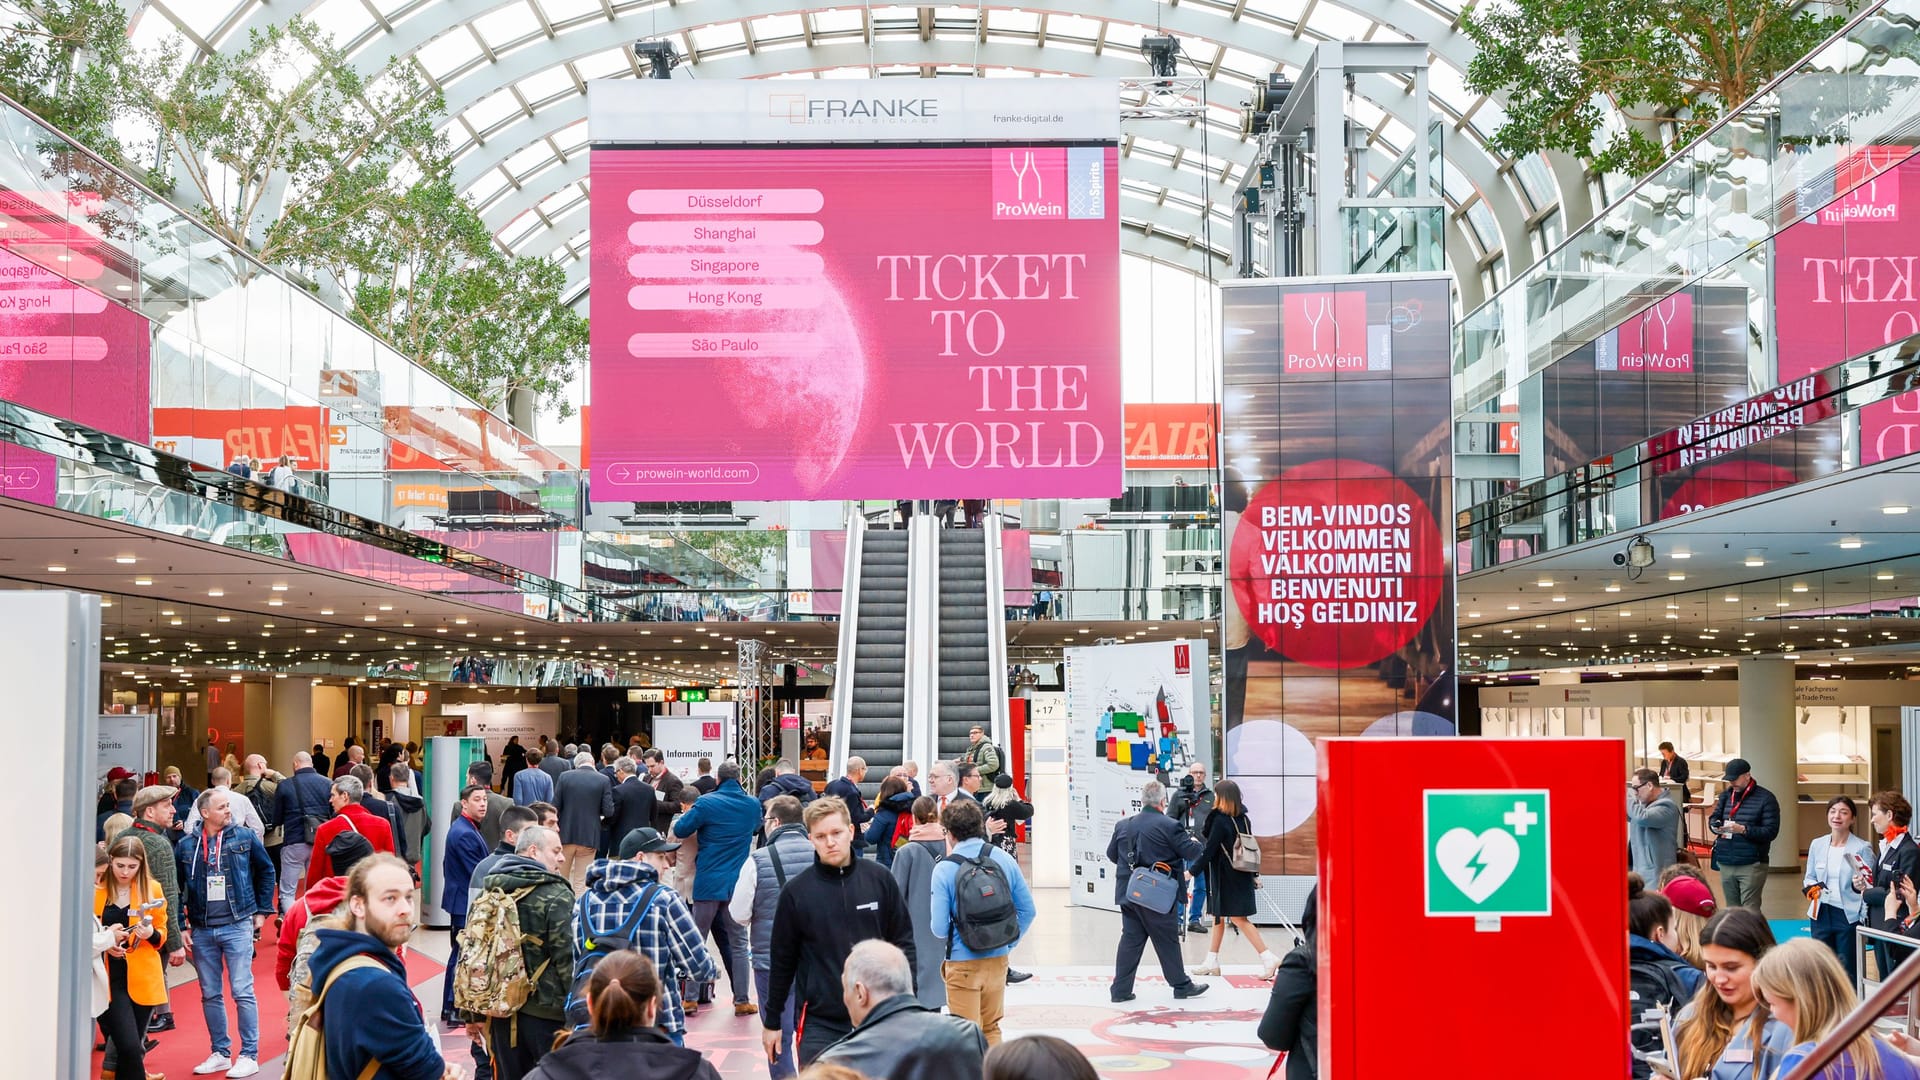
top-left (150, 406), bottom-right (331, 469)
top-left (1122, 403), bottom-right (1217, 469)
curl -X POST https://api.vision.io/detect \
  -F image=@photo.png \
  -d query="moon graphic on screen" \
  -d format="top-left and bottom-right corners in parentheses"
top-left (715, 261), bottom-right (868, 496)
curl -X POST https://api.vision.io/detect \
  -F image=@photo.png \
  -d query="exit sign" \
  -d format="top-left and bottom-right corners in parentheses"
top-left (681, 688), bottom-right (708, 703)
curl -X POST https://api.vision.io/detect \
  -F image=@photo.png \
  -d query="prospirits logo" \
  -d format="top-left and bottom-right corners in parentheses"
top-left (1282, 290), bottom-right (1371, 373)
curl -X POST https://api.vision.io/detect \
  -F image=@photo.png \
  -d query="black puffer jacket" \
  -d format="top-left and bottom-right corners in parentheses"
top-left (525, 1028), bottom-right (720, 1080)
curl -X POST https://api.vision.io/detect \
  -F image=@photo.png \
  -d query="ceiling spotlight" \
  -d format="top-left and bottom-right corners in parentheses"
top-left (633, 38), bottom-right (681, 79)
top-left (1139, 33), bottom-right (1182, 78)
top-left (1614, 536), bottom-right (1656, 571)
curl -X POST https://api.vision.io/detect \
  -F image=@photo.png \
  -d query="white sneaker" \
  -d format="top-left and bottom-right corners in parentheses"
top-left (227, 1058), bottom-right (260, 1078)
top-left (192, 1054), bottom-right (232, 1075)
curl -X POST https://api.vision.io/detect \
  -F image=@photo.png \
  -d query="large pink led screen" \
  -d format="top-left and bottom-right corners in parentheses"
top-left (588, 145), bottom-right (1122, 501)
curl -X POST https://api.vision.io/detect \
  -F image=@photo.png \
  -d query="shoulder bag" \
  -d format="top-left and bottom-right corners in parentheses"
top-left (1126, 859), bottom-right (1180, 914)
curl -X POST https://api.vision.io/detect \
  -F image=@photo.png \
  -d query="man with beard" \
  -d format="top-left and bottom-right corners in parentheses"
top-left (305, 854), bottom-right (460, 1079)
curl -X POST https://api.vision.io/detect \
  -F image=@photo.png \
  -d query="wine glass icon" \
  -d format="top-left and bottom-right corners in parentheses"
top-left (1008, 150), bottom-right (1042, 199)
top-left (1300, 295), bottom-right (1340, 354)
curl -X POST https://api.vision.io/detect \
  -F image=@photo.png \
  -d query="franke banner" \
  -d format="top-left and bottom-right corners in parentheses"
top-left (588, 83), bottom-right (1122, 501)
top-left (1220, 275), bottom-right (1456, 878)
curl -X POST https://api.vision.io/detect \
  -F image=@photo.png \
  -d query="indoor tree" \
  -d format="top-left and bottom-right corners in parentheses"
top-left (1462, 0), bottom-right (1850, 177)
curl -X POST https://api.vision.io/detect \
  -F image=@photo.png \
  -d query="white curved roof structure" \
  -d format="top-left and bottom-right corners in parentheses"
top-left (126, 0), bottom-right (1606, 310)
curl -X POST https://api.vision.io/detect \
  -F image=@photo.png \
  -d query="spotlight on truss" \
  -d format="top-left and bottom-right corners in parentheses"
top-left (634, 39), bottom-right (681, 80)
top-left (1140, 35), bottom-right (1180, 79)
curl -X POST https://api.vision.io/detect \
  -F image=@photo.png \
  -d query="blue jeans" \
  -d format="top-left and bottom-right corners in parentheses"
top-left (190, 920), bottom-right (259, 1058)
top-left (754, 966), bottom-right (797, 1079)
top-left (278, 842), bottom-right (311, 913)
top-left (1186, 867), bottom-right (1208, 923)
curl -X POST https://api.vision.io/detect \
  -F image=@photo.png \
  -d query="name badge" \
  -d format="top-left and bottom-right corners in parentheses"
top-left (207, 873), bottom-right (227, 902)
top-left (1724, 1048), bottom-right (1753, 1064)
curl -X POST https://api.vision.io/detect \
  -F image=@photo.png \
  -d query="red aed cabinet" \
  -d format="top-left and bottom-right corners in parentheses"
top-left (1318, 738), bottom-right (1628, 1079)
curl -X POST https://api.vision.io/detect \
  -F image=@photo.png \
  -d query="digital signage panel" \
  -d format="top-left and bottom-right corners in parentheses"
top-left (588, 82), bottom-right (1121, 502)
top-left (1220, 275), bottom-right (1456, 876)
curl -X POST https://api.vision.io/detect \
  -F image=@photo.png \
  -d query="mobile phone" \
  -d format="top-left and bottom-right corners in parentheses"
top-left (1645, 1056), bottom-right (1679, 1079)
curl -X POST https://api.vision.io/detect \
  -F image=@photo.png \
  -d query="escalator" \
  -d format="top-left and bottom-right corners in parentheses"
top-left (934, 527), bottom-right (995, 764)
top-left (832, 522), bottom-right (910, 794)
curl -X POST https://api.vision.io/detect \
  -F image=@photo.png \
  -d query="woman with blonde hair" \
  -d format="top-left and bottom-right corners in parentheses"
top-left (1756, 937), bottom-right (1920, 1078)
top-left (100, 811), bottom-right (134, 847)
top-left (1673, 908), bottom-right (1791, 1079)
top-left (97, 834), bottom-right (168, 1080)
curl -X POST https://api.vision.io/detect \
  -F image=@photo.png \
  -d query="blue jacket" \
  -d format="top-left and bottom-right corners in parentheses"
top-left (274, 767), bottom-right (334, 846)
top-left (865, 789), bottom-right (918, 868)
top-left (825, 776), bottom-right (871, 848)
top-left (758, 773), bottom-right (816, 804)
top-left (308, 928), bottom-right (446, 1080)
top-left (440, 813), bottom-right (490, 919)
top-left (175, 823), bottom-right (277, 927)
top-left (670, 778), bottom-right (761, 902)
top-left (1630, 934), bottom-right (1705, 999)
top-left (930, 838), bottom-right (1036, 960)
top-left (513, 765), bottom-right (555, 807)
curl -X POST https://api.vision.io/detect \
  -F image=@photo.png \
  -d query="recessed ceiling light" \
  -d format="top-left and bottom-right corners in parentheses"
top-left (378, 604), bottom-right (393, 611)
top-left (1878, 571), bottom-right (1896, 581)
top-left (1667, 572), bottom-right (1686, 581)
top-left (1670, 552), bottom-right (1691, 560)
top-left (133, 577), bottom-right (153, 586)
top-left (1604, 583), bottom-right (1621, 593)
top-left (1885, 505), bottom-right (1911, 515)
top-left (46, 564), bottom-right (66, 573)
top-left (1840, 537), bottom-right (1863, 550)
top-left (319, 608), bottom-right (334, 615)
top-left (1791, 584), bottom-right (1809, 593)
top-left (114, 555), bottom-right (137, 564)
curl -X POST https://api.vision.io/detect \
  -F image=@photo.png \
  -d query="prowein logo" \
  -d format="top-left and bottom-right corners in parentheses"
top-left (1282, 290), bottom-right (1371, 372)
top-left (1599, 293), bottom-right (1694, 373)
top-left (768, 94), bottom-right (940, 123)
top-left (991, 146), bottom-right (1107, 222)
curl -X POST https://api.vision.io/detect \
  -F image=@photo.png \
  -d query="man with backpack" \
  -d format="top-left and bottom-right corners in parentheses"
top-left (296, 854), bottom-right (457, 1080)
top-left (274, 750), bottom-right (335, 912)
top-left (570, 827), bottom-right (718, 1047)
top-left (276, 831), bottom-right (373, 1019)
top-left (728, 794), bottom-right (816, 1078)
top-left (929, 798), bottom-right (1035, 1047)
top-left (762, 796), bottom-right (918, 1067)
top-left (442, 785), bottom-right (494, 1023)
top-left (959, 726), bottom-right (1003, 785)
top-left (463, 825), bottom-right (574, 1080)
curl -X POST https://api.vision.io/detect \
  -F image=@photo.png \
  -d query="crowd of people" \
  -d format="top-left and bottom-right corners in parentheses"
top-left (1622, 747), bottom-right (1920, 1076)
top-left (93, 727), bottom-right (1319, 1080)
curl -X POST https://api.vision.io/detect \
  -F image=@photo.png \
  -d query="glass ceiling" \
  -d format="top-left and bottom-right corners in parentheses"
top-left (125, 0), bottom-right (1592, 311)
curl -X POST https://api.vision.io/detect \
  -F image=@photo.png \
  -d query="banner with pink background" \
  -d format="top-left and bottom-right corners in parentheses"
top-left (589, 145), bottom-right (1121, 501)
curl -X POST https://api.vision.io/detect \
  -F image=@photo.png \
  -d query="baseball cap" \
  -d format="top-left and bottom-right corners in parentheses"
top-left (106, 767), bottom-right (134, 782)
top-left (327, 831), bottom-right (376, 879)
top-left (618, 827), bottom-right (682, 859)
top-left (1722, 758), bottom-right (1752, 782)
top-left (131, 785), bottom-right (177, 815)
top-left (1664, 875), bottom-right (1717, 918)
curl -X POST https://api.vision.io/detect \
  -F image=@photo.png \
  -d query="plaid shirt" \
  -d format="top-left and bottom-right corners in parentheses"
top-left (573, 858), bottom-right (717, 1033)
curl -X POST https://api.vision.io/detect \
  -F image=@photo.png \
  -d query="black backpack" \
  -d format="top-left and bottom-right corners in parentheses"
top-left (564, 883), bottom-right (663, 1030)
top-left (941, 849), bottom-right (1021, 956)
top-left (1627, 956), bottom-right (1690, 1079)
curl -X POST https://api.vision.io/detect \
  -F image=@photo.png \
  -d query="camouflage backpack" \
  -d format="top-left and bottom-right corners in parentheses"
top-left (284, 906), bottom-right (348, 1030)
top-left (455, 884), bottom-right (546, 1018)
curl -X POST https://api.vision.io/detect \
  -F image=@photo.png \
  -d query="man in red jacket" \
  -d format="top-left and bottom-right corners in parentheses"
top-left (303, 775), bottom-right (395, 893)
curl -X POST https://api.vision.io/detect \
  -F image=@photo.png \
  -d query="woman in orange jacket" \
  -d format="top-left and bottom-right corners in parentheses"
top-left (97, 834), bottom-right (169, 1080)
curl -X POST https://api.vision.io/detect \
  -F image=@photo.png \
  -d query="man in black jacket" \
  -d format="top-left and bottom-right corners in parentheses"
top-left (644, 749), bottom-right (686, 834)
top-left (272, 750), bottom-right (334, 913)
top-left (607, 757), bottom-right (658, 855)
top-left (1707, 758), bottom-right (1781, 910)
top-left (763, 796), bottom-right (917, 1067)
top-left (1106, 779), bottom-right (1206, 1002)
top-left (815, 940), bottom-right (986, 1080)
top-left (1168, 762), bottom-right (1215, 933)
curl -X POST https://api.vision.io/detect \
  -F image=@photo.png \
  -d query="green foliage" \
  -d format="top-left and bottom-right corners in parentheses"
top-left (676, 531), bottom-right (786, 578)
top-left (1463, 0), bottom-right (1848, 177)
top-left (0, 0), bottom-right (132, 153)
top-left (0, 4), bottom-right (580, 419)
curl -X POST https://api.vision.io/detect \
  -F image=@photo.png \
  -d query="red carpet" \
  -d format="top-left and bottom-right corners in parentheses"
top-left (90, 931), bottom-right (445, 1078)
